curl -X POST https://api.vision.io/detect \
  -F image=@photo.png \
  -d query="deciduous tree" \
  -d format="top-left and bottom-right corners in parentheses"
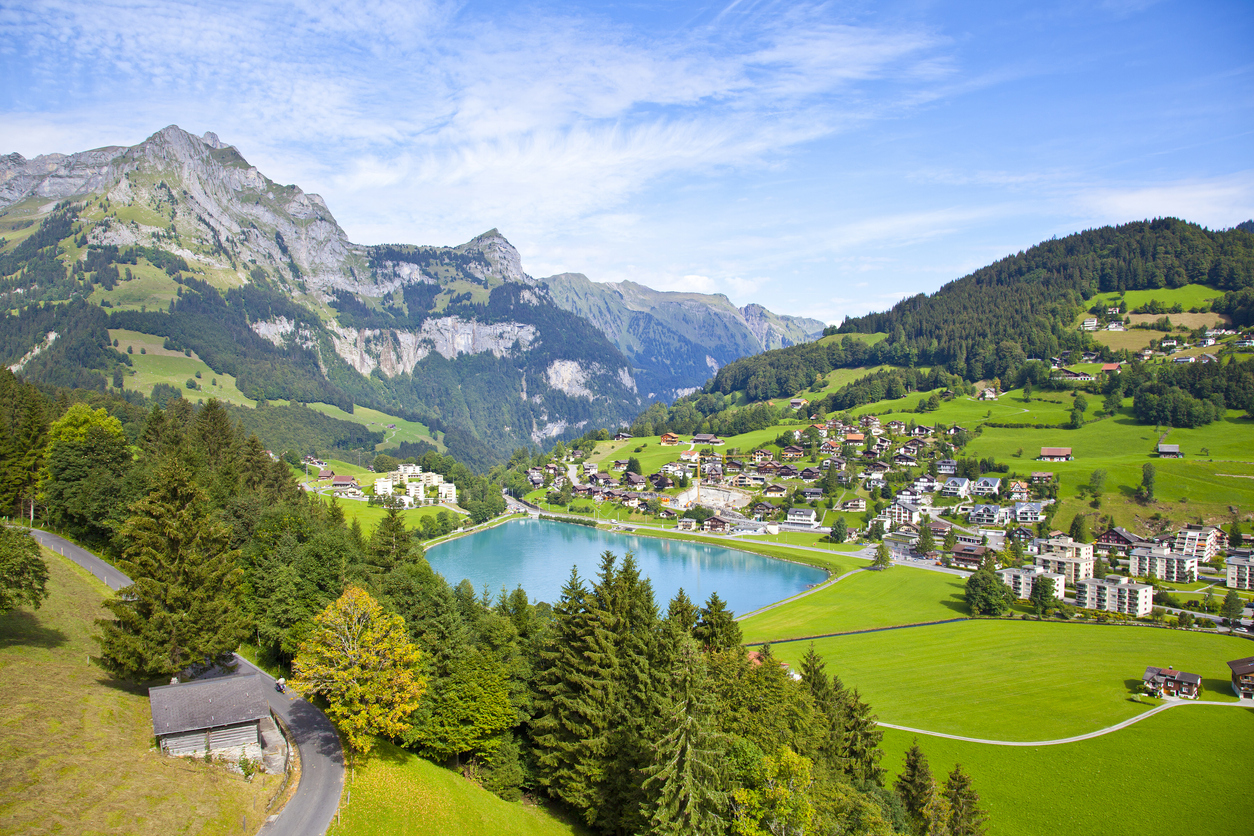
top-left (291, 584), bottom-right (425, 756)
top-left (964, 568), bottom-right (1015, 616)
top-left (0, 528), bottom-right (48, 614)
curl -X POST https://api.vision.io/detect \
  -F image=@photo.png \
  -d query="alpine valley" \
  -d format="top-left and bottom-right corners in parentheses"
top-left (0, 126), bottom-right (822, 468)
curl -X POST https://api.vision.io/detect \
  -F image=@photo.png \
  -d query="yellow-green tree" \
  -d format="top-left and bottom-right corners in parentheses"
top-left (732, 747), bottom-right (815, 836)
top-left (291, 585), bottom-right (425, 756)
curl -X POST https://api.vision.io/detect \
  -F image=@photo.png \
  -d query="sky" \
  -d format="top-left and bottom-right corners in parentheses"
top-left (1, 0), bottom-right (1252, 323)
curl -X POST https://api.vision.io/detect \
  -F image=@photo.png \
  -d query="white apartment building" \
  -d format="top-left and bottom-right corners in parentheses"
top-left (374, 477), bottom-right (394, 496)
top-left (1129, 546), bottom-right (1199, 584)
top-left (1033, 536), bottom-right (1095, 584)
top-left (1173, 525), bottom-right (1228, 560)
top-left (997, 565), bottom-right (1066, 600)
top-left (437, 482), bottom-right (458, 504)
top-left (1075, 576), bottom-right (1154, 617)
top-left (1227, 555), bottom-right (1254, 590)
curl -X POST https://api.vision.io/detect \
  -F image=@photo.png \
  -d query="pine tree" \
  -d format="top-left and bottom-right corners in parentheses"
top-left (798, 643), bottom-right (848, 776)
top-left (666, 587), bottom-right (701, 635)
top-left (643, 636), bottom-right (728, 836)
top-left (874, 542), bottom-right (892, 570)
top-left (840, 689), bottom-right (884, 785)
top-left (695, 592), bottom-right (742, 650)
top-left (917, 523), bottom-right (936, 555)
top-left (532, 567), bottom-right (618, 827)
top-left (94, 459), bottom-right (246, 681)
top-left (895, 741), bottom-right (936, 833)
top-left (944, 764), bottom-right (987, 836)
top-left (369, 506), bottom-right (417, 569)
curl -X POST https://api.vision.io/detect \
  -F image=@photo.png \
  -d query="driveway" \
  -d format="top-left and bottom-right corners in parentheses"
top-left (27, 527), bottom-right (345, 836)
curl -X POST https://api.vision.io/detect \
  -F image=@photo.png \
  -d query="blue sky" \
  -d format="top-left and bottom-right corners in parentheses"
top-left (2, 0), bottom-right (1251, 322)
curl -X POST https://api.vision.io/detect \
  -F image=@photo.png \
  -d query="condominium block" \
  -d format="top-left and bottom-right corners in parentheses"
top-left (1129, 546), bottom-right (1200, 584)
top-left (1075, 576), bottom-right (1154, 617)
top-left (1227, 555), bottom-right (1254, 590)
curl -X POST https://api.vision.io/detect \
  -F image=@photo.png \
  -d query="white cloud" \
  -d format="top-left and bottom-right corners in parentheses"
top-left (1076, 172), bottom-right (1254, 230)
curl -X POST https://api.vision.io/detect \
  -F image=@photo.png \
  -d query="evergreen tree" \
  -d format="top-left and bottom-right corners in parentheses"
top-left (829, 517), bottom-right (848, 543)
top-left (368, 506), bottom-right (419, 569)
top-left (917, 523), bottom-right (936, 555)
top-left (1231, 519), bottom-right (1245, 548)
top-left (944, 764), bottom-right (988, 836)
top-left (94, 459), bottom-right (246, 681)
top-left (1029, 576), bottom-right (1056, 616)
top-left (531, 567), bottom-right (618, 827)
top-left (1141, 463), bottom-right (1156, 503)
top-left (840, 689), bottom-right (885, 786)
top-left (1068, 514), bottom-right (1090, 543)
top-left (798, 644), bottom-right (848, 776)
top-left (942, 528), bottom-right (957, 553)
top-left (895, 741), bottom-right (936, 834)
top-left (666, 588), bottom-right (701, 635)
top-left (643, 636), bottom-right (729, 836)
top-left (874, 542), bottom-right (892, 570)
top-left (695, 592), bottom-right (742, 650)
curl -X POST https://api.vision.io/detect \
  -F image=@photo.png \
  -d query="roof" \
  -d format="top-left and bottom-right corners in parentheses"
top-left (1040, 447), bottom-right (1072, 456)
top-left (1143, 667), bottom-right (1202, 686)
top-left (149, 674), bottom-right (270, 737)
top-left (1158, 444), bottom-right (1180, 453)
top-left (1228, 656), bottom-right (1254, 677)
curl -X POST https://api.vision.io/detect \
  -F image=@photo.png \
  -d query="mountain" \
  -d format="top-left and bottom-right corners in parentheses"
top-left (544, 273), bottom-right (823, 400)
top-left (0, 126), bottom-right (819, 466)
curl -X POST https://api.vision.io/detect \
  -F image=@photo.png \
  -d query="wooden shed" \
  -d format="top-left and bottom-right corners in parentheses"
top-left (149, 674), bottom-right (270, 758)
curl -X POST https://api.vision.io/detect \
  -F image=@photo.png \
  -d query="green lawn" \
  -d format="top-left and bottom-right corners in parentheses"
top-left (108, 328), bottom-right (257, 406)
top-left (311, 495), bottom-right (464, 536)
top-left (327, 739), bottom-right (585, 836)
top-left (0, 551), bottom-right (276, 835)
top-left (303, 403), bottom-right (444, 452)
top-left (879, 704), bottom-right (1254, 836)
top-left (771, 619), bottom-right (1245, 740)
top-left (740, 566), bottom-right (967, 644)
top-left (1086, 284), bottom-right (1225, 316)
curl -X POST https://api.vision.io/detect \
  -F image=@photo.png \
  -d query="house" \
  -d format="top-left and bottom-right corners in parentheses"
top-left (1039, 447), bottom-right (1073, 462)
top-left (752, 449), bottom-right (774, 464)
top-left (1171, 356), bottom-right (1195, 364)
top-left (1030, 471), bottom-right (1054, 484)
top-left (331, 475), bottom-right (358, 490)
top-left (781, 445), bottom-right (805, 461)
top-left (1081, 317), bottom-right (1099, 330)
top-left (822, 457), bottom-right (846, 472)
top-left (886, 502), bottom-right (924, 527)
top-left (1142, 667), bottom-right (1201, 699)
top-left (914, 474), bottom-right (941, 493)
top-left (763, 483), bottom-right (788, 498)
top-left (758, 460), bottom-right (780, 475)
top-left (614, 431), bottom-right (633, 440)
top-left (968, 504), bottom-right (1007, 526)
top-left (1074, 576), bottom-right (1153, 616)
top-left (801, 487), bottom-right (824, 501)
top-left (316, 468), bottom-right (334, 480)
top-left (819, 440), bottom-right (842, 456)
top-left (786, 508), bottom-right (818, 527)
top-left (1033, 536), bottom-right (1095, 583)
top-left (693, 433), bottom-right (724, 446)
top-left (1006, 481), bottom-right (1031, 502)
top-left (950, 545), bottom-right (992, 570)
top-left (844, 432), bottom-right (866, 444)
top-left (1094, 526), bottom-right (1145, 555)
top-left (623, 472), bottom-right (647, 487)
top-left (799, 467), bottom-right (822, 482)
top-left (374, 477), bottom-right (395, 496)
top-left (676, 518), bottom-right (697, 531)
top-left (660, 432), bottom-right (681, 446)
top-left (752, 501), bottom-right (779, 518)
top-left (1173, 525), bottom-right (1228, 560)
top-left (895, 487), bottom-right (929, 506)
top-left (893, 454), bottom-right (918, 468)
top-left (1227, 657), bottom-right (1254, 699)
top-left (886, 420), bottom-right (907, 434)
top-left (912, 426), bottom-right (933, 438)
top-left (842, 498), bottom-right (866, 512)
top-left (978, 387), bottom-right (998, 400)
top-left (582, 462), bottom-right (598, 475)
top-left (937, 459), bottom-right (958, 476)
top-left (1225, 555), bottom-right (1254, 590)
top-left (1237, 338), bottom-right (1254, 349)
top-left (777, 465), bottom-right (800, 479)
top-left (1052, 368), bottom-right (1095, 382)
top-left (725, 459), bottom-right (746, 473)
top-left (942, 477), bottom-right (971, 498)
top-left (972, 477), bottom-right (1001, 498)
top-left (702, 515), bottom-right (733, 534)
top-left (997, 565), bottom-right (1066, 600)
top-left (149, 675), bottom-right (271, 760)
top-left (610, 459), bottom-right (629, 471)
top-left (679, 450), bottom-right (701, 463)
top-left (1157, 443), bottom-right (1182, 458)
top-left (1129, 546), bottom-right (1199, 583)
top-left (789, 398), bottom-right (809, 410)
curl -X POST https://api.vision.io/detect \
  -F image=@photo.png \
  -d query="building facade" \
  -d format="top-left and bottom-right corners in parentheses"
top-left (1129, 546), bottom-right (1199, 583)
top-left (1075, 576), bottom-right (1153, 617)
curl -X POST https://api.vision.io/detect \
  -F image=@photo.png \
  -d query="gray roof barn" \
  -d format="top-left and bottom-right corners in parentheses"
top-left (150, 674), bottom-right (270, 737)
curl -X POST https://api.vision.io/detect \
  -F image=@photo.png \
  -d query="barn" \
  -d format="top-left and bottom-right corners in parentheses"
top-left (149, 674), bottom-right (270, 759)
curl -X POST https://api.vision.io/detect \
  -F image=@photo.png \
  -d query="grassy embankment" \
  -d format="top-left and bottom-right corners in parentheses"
top-left (0, 550), bottom-right (277, 835)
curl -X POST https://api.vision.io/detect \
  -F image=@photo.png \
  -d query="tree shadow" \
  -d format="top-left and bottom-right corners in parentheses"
top-left (938, 594), bottom-right (969, 615)
top-left (0, 609), bottom-right (68, 650)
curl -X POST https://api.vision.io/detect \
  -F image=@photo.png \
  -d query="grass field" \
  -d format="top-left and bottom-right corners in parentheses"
top-left (769, 620), bottom-right (1245, 740)
top-left (108, 328), bottom-right (257, 406)
top-left (0, 551), bottom-right (276, 835)
top-left (304, 403), bottom-right (444, 452)
top-left (327, 739), bottom-right (585, 836)
top-left (740, 566), bottom-right (966, 643)
top-left (879, 704), bottom-right (1254, 836)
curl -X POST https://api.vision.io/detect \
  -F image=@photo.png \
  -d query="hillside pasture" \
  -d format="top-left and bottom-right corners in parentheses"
top-left (1086, 284), bottom-right (1225, 314)
top-left (107, 328), bottom-right (257, 406)
top-left (771, 619), bottom-right (1244, 741)
top-left (878, 704), bottom-right (1254, 836)
top-left (304, 403), bottom-right (444, 452)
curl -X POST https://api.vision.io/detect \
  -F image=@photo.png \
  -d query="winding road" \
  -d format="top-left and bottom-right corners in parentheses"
top-left (27, 528), bottom-right (345, 836)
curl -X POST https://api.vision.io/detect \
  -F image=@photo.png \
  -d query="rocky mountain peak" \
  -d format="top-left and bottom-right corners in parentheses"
top-left (455, 228), bottom-right (537, 285)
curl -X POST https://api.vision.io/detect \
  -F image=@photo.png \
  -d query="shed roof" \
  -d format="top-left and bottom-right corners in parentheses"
top-left (149, 674), bottom-right (270, 737)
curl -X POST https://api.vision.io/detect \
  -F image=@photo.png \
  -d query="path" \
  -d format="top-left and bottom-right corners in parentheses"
top-left (878, 699), bottom-right (1251, 747)
top-left (25, 528), bottom-right (345, 836)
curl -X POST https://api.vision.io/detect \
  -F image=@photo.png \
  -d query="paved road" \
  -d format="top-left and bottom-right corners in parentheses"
top-left (878, 699), bottom-right (1252, 747)
top-left (28, 527), bottom-right (344, 836)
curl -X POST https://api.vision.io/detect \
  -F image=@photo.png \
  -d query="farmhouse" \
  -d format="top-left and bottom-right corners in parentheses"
top-left (1227, 657), bottom-right (1254, 699)
top-left (1039, 447), bottom-right (1073, 462)
top-left (702, 516), bottom-right (733, 534)
top-left (660, 432), bottom-right (680, 446)
top-left (1142, 667), bottom-right (1201, 699)
top-left (1094, 526), bottom-right (1146, 555)
top-left (1129, 546), bottom-right (1199, 583)
top-left (149, 675), bottom-right (271, 760)
top-left (1074, 576), bottom-right (1153, 616)
top-left (1157, 443), bottom-right (1181, 458)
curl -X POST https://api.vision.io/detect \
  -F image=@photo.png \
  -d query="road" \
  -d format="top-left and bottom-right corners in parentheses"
top-left (26, 527), bottom-right (345, 836)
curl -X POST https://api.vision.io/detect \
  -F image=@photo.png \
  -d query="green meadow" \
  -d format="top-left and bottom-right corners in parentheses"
top-left (303, 403), bottom-right (444, 452)
top-left (879, 705), bottom-right (1254, 836)
top-left (1086, 284), bottom-right (1225, 315)
top-left (108, 328), bottom-right (257, 406)
top-left (772, 620), bottom-right (1244, 741)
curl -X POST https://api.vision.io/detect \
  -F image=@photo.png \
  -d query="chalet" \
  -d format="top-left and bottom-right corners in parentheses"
top-left (1157, 443), bottom-right (1182, 458)
top-left (809, 424), bottom-right (829, 438)
top-left (781, 445), bottom-right (805, 460)
top-left (801, 487), bottom-right (824, 501)
top-left (331, 475), bottom-right (358, 490)
top-left (591, 473), bottom-right (618, 487)
top-left (610, 459), bottom-right (629, 471)
top-left (950, 545), bottom-right (991, 570)
top-left (1081, 317), bottom-right (1099, 330)
top-left (649, 474), bottom-right (674, 489)
top-left (822, 457), bottom-right (846, 471)
top-left (758, 461), bottom-right (781, 474)
top-left (693, 433), bottom-right (724, 446)
top-left (676, 518), bottom-right (697, 531)
top-left (316, 468), bottom-right (334, 480)
top-left (1142, 667), bottom-right (1201, 699)
top-left (912, 426), bottom-right (933, 438)
top-left (657, 507), bottom-right (677, 520)
top-left (725, 459), bottom-right (746, 473)
top-left (1094, 526), bottom-right (1144, 555)
top-left (1173, 525), bottom-right (1228, 560)
top-left (842, 498), bottom-right (866, 512)
top-left (800, 467), bottom-right (822, 482)
top-left (901, 439), bottom-right (926, 456)
top-left (937, 459), bottom-right (958, 476)
top-left (623, 472), bottom-right (647, 487)
top-left (702, 516), bottom-right (733, 534)
top-left (1030, 471), bottom-right (1054, 484)
top-left (763, 484), bottom-right (788, 498)
top-left (1039, 447), bottom-right (1073, 462)
top-left (789, 398), bottom-right (809, 410)
top-left (679, 450), bottom-right (701, 463)
top-left (946, 426), bottom-right (968, 437)
top-left (819, 440), bottom-right (842, 456)
top-left (978, 388), bottom-right (998, 400)
top-left (895, 487), bottom-right (929, 506)
top-left (913, 474), bottom-right (942, 493)
top-left (972, 477), bottom-right (1001, 498)
top-left (1227, 657), bottom-right (1254, 699)
top-left (873, 437), bottom-right (893, 454)
top-left (1003, 481), bottom-right (1029, 502)
top-left (582, 462), bottom-right (598, 475)
top-left (969, 504), bottom-right (1007, 526)
top-left (777, 465), bottom-right (800, 479)
top-left (149, 675), bottom-right (270, 760)
top-left (660, 432), bottom-right (681, 446)
top-left (752, 502), bottom-right (779, 517)
top-left (1012, 502), bottom-right (1045, 523)
top-left (844, 432), bottom-right (866, 444)
top-left (1101, 362), bottom-right (1122, 373)
top-left (886, 420), bottom-right (907, 434)
top-left (942, 477), bottom-right (971, 498)
top-left (786, 508), bottom-right (818, 527)
top-left (1052, 368), bottom-right (1095, 382)
top-left (614, 432), bottom-right (633, 440)
top-left (752, 449), bottom-right (774, 464)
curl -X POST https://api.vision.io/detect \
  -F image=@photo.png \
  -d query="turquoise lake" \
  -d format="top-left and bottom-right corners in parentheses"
top-left (426, 519), bottom-right (827, 616)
